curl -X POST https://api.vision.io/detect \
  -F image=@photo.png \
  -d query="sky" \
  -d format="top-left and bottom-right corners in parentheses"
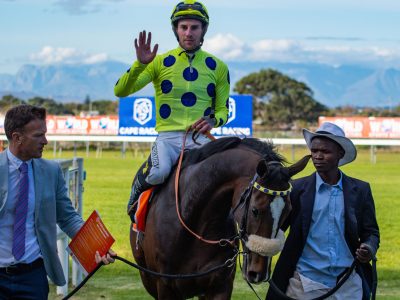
top-left (1, 0), bottom-right (399, 75)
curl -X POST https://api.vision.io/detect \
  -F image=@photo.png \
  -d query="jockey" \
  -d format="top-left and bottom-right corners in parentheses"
top-left (114, 0), bottom-right (230, 222)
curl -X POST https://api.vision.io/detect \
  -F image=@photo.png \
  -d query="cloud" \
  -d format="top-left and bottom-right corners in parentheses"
top-left (306, 36), bottom-right (364, 42)
top-left (202, 33), bottom-right (400, 67)
top-left (27, 38), bottom-right (400, 69)
top-left (249, 40), bottom-right (304, 61)
top-left (305, 44), bottom-right (400, 66)
top-left (29, 46), bottom-right (108, 64)
top-left (203, 34), bottom-right (246, 59)
top-left (53, 0), bottom-right (124, 15)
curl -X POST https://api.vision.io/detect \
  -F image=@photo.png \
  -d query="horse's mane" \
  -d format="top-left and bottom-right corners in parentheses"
top-left (181, 137), bottom-right (241, 169)
top-left (240, 138), bottom-right (285, 163)
top-left (181, 137), bottom-right (285, 169)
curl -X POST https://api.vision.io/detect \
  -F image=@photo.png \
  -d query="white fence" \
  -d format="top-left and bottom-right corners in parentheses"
top-left (1, 135), bottom-right (400, 163)
top-left (56, 158), bottom-right (85, 296)
top-left (2, 134), bottom-right (400, 146)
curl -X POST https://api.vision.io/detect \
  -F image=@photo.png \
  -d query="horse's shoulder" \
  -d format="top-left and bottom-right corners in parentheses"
top-left (181, 137), bottom-right (242, 169)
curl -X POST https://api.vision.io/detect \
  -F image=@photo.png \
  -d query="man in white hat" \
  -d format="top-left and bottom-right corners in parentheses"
top-left (266, 122), bottom-right (380, 300)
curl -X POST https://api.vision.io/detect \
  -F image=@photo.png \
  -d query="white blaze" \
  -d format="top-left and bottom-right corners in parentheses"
top-left (270, 196), bottom-right (285, 238)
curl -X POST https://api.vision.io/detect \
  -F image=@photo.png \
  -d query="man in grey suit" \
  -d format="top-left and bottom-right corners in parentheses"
top-left (0, 104), bottom-right (115, 299)
top-left (266, 122), bottom-right (379, 300)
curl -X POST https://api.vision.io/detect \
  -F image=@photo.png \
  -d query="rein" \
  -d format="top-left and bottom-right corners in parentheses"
top-left (62, 251), bottom-right (239, 300)
top-left (175, 129), bottom-right (293, 247)
top-left (173, 128), bottom-right (238, 246)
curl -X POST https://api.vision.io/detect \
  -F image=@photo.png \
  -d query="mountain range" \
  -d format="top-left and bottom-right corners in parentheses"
top-left (1, 60), bottom-right (400, 108)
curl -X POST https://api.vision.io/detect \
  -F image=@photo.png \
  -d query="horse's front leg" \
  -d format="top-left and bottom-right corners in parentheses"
top-left (130, 226), bottom-right (159, 298)
top-left (157, 281), bottom-right (184, 300)
top-left (200, 274), bottom-right (235, 300)
top-left (200, 286), bottom-right (234, 300)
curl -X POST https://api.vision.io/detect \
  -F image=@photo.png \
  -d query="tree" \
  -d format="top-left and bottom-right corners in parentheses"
top-left (27, 97), bottom-right (74, 115)
top-left (91, 100), bottom-right (118, 115)
top-left (234, 69), bottom-right (328, 128)
top-left (0, 95), bottom-right (25, 113)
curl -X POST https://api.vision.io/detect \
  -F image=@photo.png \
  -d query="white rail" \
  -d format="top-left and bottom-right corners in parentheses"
top-left (2, 134), bottom-right (400, 145)
top-left (56, 158), bottom-right (85, 296)
top-left (1, 135), bottom-right (399, 164)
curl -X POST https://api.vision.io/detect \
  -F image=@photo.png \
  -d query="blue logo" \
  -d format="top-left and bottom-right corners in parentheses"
top-left (133, 98), bottom-right (152, 125)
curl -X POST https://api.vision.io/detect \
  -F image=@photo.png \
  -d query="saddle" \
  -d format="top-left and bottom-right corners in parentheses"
top-left (132, 136), bottom-right (242, 233)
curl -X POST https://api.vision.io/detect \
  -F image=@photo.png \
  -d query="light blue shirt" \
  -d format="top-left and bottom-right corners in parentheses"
top-left (0, 149), bottom-right (41, 266)
top-left (296, 172), bottom-right (354, 287)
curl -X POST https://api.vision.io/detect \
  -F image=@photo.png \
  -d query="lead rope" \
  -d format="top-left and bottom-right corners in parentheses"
top-left (371, 253), bottom-right (378, 300)
top-left (267, 260), bottom-right (358, 300)
top-left (62, 252), bottom-right (239, 300)
top-left (174, 128), bottom-right (236, 246)
top-left (237, 251), bottom-right (263, 300)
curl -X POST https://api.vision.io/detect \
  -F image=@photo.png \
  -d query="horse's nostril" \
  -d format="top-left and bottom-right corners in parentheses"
top-left (247, 271), bottom-right (260, 283)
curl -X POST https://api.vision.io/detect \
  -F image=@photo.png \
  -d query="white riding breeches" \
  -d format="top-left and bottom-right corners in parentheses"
top-left (145, 131), bottom-right (211, 185)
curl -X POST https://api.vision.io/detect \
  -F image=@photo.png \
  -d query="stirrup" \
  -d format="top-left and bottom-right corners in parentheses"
top-left (127, 204), bottom-right (135, 215)
top-left (127, 201), bottom-right (138, 224)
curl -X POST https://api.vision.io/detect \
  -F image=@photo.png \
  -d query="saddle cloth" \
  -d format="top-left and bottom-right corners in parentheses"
top-left (133, 187), bottom-right (154, 232)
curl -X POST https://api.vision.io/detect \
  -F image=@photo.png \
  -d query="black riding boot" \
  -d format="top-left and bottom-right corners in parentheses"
top-left (127, 161), bottom-right (153, 223)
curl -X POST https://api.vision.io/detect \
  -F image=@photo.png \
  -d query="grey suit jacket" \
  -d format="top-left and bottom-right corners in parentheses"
top-left (0, 150), bottom-right (84, 285)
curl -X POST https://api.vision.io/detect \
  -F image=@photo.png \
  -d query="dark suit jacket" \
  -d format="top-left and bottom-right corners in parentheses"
top-left (266, 172), bottom-right (380, 300)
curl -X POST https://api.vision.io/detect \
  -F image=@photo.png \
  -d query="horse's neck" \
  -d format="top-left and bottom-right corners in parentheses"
top-left (179, 149), bottom-right (258, 227)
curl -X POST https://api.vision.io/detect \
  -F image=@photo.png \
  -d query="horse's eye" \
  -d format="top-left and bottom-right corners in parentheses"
top-left (252, 207), bottom-right (259, 217)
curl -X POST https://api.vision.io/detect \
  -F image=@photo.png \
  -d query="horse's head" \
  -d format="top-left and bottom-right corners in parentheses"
top-left (239, 155), bottom-right (311, 284)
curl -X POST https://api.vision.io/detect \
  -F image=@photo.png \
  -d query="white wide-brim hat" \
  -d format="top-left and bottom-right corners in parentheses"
top-left (303, 122), bottom-right (357, 166)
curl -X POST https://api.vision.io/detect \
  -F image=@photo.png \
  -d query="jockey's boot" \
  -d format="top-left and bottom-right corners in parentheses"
top-left (127, 161), bottom-right (153, 223)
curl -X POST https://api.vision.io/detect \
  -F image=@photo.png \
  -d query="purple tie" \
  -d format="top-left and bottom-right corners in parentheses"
top-left (12, 162), bottom-right (29, 260)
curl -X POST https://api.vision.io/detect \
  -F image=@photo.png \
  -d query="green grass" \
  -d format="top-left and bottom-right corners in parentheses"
top-left (47, 146), bottom-right (400, 299)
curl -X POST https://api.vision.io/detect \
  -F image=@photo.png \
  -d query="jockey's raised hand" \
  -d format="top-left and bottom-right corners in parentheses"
top-left (135, 30), bottom-right (159, 64)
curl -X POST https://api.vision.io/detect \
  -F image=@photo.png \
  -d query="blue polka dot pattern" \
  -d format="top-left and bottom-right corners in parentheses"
top-left (227, 71), bottom-right (230, 84)
top-left (205, 57), bottom-right (216, 70)
top-left (159, 104), bottom-right (171, 119)
top-left (126, 68), bottom-right (131, 73)
top-left (161, 80), bottom-right (173, 94)
top-left (181, 92), bottom-right (197, 107)
top-left (218, 118), bottom-right (224, 127)
top-left (183, 67), bottom-right (198, 81)
top-left (204, 107), bottom-right (211, 116)
top-left (163, 55), bottom-right (176, 67)
top-left (225, 98), bottom-right (229, 108)
top-left (207, 83), bottom-right (216, 97)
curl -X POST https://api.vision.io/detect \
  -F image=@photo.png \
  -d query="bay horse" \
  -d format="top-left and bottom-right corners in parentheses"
top-left (129, 137), bottom-right (310, 299)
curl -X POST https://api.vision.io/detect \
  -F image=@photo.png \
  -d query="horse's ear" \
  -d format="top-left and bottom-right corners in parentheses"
top-left (287, 155), bottom-right (311, 177)
top-left (256, 160), bottom-right (268, 177)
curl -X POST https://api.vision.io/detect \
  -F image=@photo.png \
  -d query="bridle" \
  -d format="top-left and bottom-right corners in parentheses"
top-left (232, 162), bottom-right (292, 245)
top-left (175, 129), bottom-right (292, 249)
top-left (231, 161), bottom-right (292, 299)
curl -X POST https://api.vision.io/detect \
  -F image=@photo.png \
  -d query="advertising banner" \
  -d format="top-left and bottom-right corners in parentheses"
top-left (118, 95), bottom-right (253, 137)
top-left (46, 116), bottom-right (119, 135)
top-left (319, 116), bottom-right (400, 138)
